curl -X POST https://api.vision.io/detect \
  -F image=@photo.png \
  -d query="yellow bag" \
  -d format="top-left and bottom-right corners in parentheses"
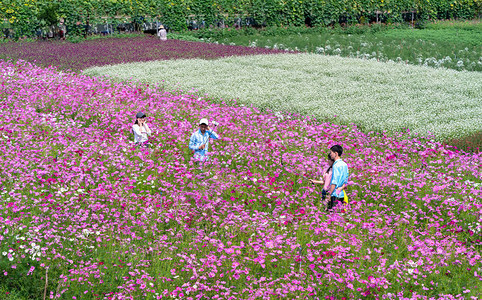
top-left (343, 189), bottom-right (348, 205)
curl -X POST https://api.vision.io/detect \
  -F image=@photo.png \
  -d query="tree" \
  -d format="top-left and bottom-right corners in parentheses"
top-left (39, 3), bottom-right (59, 27)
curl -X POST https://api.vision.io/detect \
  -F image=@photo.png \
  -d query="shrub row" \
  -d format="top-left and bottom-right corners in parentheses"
top-left (0, 0), bottom-right (481, 35)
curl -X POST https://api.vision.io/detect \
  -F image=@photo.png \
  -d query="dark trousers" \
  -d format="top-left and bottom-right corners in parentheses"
top-left (321, 189), bottom-right (328, 202)
top-left (328, 196), bottom-right (344, 210)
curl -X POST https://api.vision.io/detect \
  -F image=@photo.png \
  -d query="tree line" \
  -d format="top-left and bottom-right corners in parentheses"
top-left (1, 0), bottom-right (480, 38)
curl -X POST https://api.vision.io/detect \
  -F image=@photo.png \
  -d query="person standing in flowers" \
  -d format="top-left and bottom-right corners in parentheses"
top-left (133, 112), bottom-right (152, 148)
top-left (158, 25), bottom-right (167, 41)
top-left (310, 154), bottom-right (335, 205)
top-left (189, 118), bottom-right (219, 161)
top-left (327, 145), bottom-right (349, 210)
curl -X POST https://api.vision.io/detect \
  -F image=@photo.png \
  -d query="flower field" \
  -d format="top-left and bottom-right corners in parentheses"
top-left (0, 36), bottom-right (282, 71)
top-left (1, 58), bottom-right (481, 299)
top-left (85, 53), bottom-right (482, 142)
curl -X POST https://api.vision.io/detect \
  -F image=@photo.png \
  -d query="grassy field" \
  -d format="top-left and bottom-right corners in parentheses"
top-left (187, 20), bottom-right (482, 72)
top-left (85, 53), bottom-right (482, 148)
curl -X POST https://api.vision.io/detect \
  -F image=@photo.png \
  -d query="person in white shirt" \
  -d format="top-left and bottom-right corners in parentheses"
top-left (132, 112), bottom-right (152, 148)
top-left (158, 25), bottom-right (167, 41)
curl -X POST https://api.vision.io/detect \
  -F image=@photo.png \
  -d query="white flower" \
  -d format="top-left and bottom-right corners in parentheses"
top-left (82, 229), bottom-right (92, 237)
top-left (316, 47), bottom-right (325, 54)
top-left (407, 260), bottom-right (417, 268)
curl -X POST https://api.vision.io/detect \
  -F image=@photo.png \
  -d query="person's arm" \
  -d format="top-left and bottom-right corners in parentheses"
top-left (336, 183), bottom-right (346, 194)
top-left (309, 179), bottom-right (324, 185)
top-left (189, 133), bottom-right (201, 151)
top-left (144, 123), bottom-right (152, 135)
top-left (329, 184), bottom-right (336, 196)
top-left (208, 128), bottom-right (219, 140)
top-left (336, 167), bottom-right (349, 194)
top-left (329, 166), bottom-right (340, 196)
top-left (132, 124), bottom-right (142, 136)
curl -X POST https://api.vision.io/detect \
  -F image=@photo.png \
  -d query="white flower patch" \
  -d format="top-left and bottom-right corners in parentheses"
top-left (85, 53), bottom-right (482, 140)
top-left (25, 242), bottom-right (42, 260)
top-left (468, 222), bottom-right (481, 234)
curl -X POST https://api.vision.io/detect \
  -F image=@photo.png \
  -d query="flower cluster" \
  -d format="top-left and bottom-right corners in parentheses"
top-left (0, 36), bottom-right (283, 71)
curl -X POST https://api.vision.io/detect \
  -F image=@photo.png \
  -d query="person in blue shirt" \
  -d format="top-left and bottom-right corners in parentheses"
top-left (327, 144), bottom-right (349, 210)
top-left (189, 118), bottom-right (219, 162)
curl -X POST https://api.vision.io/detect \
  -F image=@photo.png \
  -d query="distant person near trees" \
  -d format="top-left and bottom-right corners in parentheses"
top-left (158, 25), bottom-right (167, 41)
top-left (58, 18), bottom-right (66, 40)
top-left (327, 145), bottom-right (349, 210)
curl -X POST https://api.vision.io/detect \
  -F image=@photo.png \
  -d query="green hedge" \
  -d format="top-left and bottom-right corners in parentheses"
top-left (1, 0), bottom-right (481, 36)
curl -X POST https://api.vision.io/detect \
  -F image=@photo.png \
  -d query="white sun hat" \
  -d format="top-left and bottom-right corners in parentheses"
top-left (199, 118), bottom-right (209, 125)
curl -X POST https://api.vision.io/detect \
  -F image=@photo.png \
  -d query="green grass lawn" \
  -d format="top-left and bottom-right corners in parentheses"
top-left (379, 28), bottom-right (480, 47)
top-left (186, 20), bottom-right (482, 72)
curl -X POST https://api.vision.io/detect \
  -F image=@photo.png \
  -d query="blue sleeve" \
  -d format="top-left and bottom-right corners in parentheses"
top-left (189, 133), bottom-right (199, 151)
top-left (331, 165), bottom-right (341, 186)
top-left (209, 130), bottom-right (219, 140)
top-left (344, 166), bottom-right (349, 185)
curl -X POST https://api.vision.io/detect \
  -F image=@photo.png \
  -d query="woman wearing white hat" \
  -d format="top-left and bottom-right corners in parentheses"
top-left (158, 25), bottom-right (167, 41)
top-left (189, 118), bottom-right (219, 161)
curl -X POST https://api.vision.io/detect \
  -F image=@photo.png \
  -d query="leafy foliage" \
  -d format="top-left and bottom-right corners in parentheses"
top-left (0, 0), bottom-right (481, 37)
top-left (38, 3), bottom-right (59, 27)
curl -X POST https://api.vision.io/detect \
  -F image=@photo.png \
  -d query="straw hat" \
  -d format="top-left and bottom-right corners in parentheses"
top-left (159, 25), bottom-right (164, 29)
